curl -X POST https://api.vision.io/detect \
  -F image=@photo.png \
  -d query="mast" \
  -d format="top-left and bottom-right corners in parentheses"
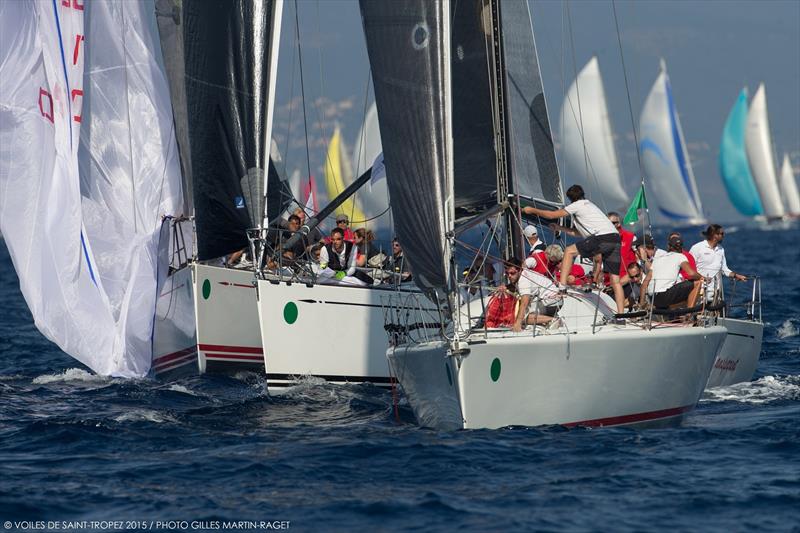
top-left (487, 0), bottom-right (518, 261)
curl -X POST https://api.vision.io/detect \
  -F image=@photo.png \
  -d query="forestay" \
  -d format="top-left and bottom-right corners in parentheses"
top-left (745, 84), bottom-right (784, 219)
top-left (155, 0), bottom-right (284, 260)
top-left (0, 0), bottom-right (183, 376)
top-left (719, 89), bottom-right (763, 217)
top-left (639, 63), bottom-right (704, 222)
top-left (560, 57), bottom-right (627, 209)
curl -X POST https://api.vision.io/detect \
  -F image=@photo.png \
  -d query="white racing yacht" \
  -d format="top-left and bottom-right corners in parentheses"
top-left (359, 0), bottom-right (727, 430)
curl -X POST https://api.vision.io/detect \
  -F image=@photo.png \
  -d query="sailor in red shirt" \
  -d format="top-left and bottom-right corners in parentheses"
top-left (608, 212), bottom-right (637, 276)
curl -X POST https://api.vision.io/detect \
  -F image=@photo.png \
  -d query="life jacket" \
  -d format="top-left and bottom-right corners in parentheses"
top-left (325, 241), bottom-right (355, 272)
top-left (485, 291), bottom-right (518, 328)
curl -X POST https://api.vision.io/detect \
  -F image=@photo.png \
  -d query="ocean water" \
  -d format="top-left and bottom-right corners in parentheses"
top-left (1, 226), bottom-right (799, 532)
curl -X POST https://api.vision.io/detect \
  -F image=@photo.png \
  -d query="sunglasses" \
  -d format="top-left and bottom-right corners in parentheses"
top-left (611, 220), bottom-right (621, 226)
top-left (505, 269), bottom-right (520, 275)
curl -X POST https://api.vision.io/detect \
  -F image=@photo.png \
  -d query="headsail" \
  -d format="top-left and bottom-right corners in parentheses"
top-left (745, 84), bottom-right (784, 219)
top-left (638, 61), bottom-right (705, 223)
top-left (779, 154), bottom-right (800, 215)
top-left (156, 0), bottom-right (284, 260)
top-left (324, 127), bottom-right (367, 224)
top-left (0, 0), bottom-right (183, 376)
top-left (560, 57), bottom-right (627, 209)
top-left (360, 0), bottom-right (454, 291)
top-left (719, 89), bottom-right (764, 217)
top-left (352, 103), bottom-right (392, 233)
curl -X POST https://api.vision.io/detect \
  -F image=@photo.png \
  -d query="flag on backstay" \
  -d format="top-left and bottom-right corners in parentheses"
top-left (623, 186), bottom-right (648, 225)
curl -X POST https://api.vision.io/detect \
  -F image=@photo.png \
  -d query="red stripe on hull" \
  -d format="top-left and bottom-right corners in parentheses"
top-left (153, 346), bottom-right (197, 366)
top-left (154, 353), bottom-right (197, 373)
top-left (198, 344), bottom-right (263, 354)
top-left (204, 353), bottom-right (263, 362)
top-left (564, 404), bottom-right (695, 428)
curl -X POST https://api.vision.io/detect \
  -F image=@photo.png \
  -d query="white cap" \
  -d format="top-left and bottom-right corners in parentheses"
top-left (523, 225), bottom-right (538, 238)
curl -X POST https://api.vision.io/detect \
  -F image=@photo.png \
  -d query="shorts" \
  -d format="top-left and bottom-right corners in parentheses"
top-left (575, 233), bottom-right (621, 275)
top-left (653, 280), bottom-right (694, 308)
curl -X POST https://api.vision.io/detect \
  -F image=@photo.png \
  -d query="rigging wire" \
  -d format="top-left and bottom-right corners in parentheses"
top-left (611, 0), bottom-right (652, 240)
top-left (294, 0), bottom-right (314, 213)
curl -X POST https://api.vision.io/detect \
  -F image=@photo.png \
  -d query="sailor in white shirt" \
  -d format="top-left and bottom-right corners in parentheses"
top-left (512, 260), bottom-right (560, 331)
top-left (523, 225), bottom-right (546, 255)
top-left (640, 236), bottom-right (705, 309)
top-left (689, 224), bottom-right (747, 300)
top-left (522, 184), bottom-right (625, 314)
top-left (318, 227), bottom-right (365, 286)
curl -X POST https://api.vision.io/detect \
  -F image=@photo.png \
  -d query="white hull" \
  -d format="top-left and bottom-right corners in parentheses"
top-left (256, 279), bottom-right (426, 388)
top-left (389, 325), bottom-right (727, 430)
top-left (152, 264), bottom-right (263, 378)
top-left (705, 317), bottom-right (763, 388)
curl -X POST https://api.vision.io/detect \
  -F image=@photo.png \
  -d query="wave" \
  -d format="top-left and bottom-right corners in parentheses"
top-left (776, 319), bottom-right (798, 339)
top-left (166, 384), bottom-right (200, 396)
top-left (113, 409), bottom-right (177, 424)
top-left (32, 368), bottom-right (108, 385)
top-left (704, 375), bottom-right (800, 404)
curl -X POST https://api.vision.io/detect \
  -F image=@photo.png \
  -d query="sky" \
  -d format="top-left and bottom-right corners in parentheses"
top-left (272, 0), bottom-right (800, 225)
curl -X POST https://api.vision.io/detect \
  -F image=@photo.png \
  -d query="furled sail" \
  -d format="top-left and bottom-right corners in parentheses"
top-left (0, 0), bottom-right (183, 376)
top-left (638, 61), bottom-right (705, 223)
top-left (360, 0), bottom-right (453, 291)
top-left (779, 154), bottom-right (800, 215)
top-left (745, 84), bottom-right (784, 219)
top-left (499, 0), bottom-right (562, 205)
top-left (719, 89), bottom-right (763, 217)
top-left (560, 57), bottom-right (627, 209)
top-left (156, 0), bottom-right (283, 260)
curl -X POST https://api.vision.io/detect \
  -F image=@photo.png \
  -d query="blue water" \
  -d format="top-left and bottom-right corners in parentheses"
top-left (2, 226), bottom-right (799, 532)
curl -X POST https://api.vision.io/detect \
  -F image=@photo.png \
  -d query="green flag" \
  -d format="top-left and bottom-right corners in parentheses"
top-left (623, 186), bottom-right (648, 225)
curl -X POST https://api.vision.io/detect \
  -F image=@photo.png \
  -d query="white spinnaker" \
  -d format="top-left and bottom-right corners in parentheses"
top-left (559, 57), bottom-right (627, 209)
top-left (638, 66), bottom-right (704, 222)
top-left (779, 154), bottom-right (800, 215)
top-left (0, 1), bottom-right (183, 377)
top-left (745, 84), bottom-right (785, 218)
top-left (351, 102), bottom-right (392, 233)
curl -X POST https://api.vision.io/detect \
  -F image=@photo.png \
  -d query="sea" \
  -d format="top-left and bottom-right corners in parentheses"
top-left (1, 225), bottom-right (798, 532)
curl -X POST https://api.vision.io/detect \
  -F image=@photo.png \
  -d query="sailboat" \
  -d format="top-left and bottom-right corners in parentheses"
top-left (151, 0), bottom-right (286, 377)
top-left (745, 84), bottom-right (785, 221)
top-left (778, 154), bottom-right (800, 218)
top-left (639, 60), bottom-right (706, 226)
top-left (360, 0), bottom-right (726, 430)
top-left (719, 89), bottom-right (764, 218)
top-left (559, 57), bottom-right (628, 210)
top-left (323, 126), bottom-right (367, 225)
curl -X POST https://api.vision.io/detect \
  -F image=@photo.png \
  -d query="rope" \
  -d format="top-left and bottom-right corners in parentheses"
top-left (611, 0), bottom-right (652, 241)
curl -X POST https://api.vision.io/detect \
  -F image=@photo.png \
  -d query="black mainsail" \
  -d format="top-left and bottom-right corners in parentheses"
top-left (156, 0), bottom-right (283, 260)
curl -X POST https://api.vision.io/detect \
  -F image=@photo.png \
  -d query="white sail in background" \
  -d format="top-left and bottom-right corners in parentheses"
top-left (0, 0), bottom-right (183, 377)
top-left (779, 154), bottom-right (800, 215)
top-left (351, 103), bottom-right (392, 233)
top-left (745, 84), bottom-right (785, 219)
top-left (559, 57), bottom-right (627, 209)
top-left (638, 61), bottom-right (705, 224)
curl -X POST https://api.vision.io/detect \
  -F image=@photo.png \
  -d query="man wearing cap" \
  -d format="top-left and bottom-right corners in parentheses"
top-left (523, 225), bottom-right (546, 255)
top-left (522, 184), bottom-right (625, 314)
top-left (335, 214), bottom-right (356, 242)
top-left (640, 235), bottom-right (705, 309)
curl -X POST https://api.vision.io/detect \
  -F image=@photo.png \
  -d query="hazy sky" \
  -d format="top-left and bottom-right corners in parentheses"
top-left (272, 0), bottom-right (800, 224)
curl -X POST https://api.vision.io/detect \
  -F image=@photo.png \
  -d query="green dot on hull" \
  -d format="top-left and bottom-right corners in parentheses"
top-left (490, 358), bottom-right (501, 382)
top-left (202, 279), bottom-right (211, 300)
top-left (283, 302), bottom-right (298, 324)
